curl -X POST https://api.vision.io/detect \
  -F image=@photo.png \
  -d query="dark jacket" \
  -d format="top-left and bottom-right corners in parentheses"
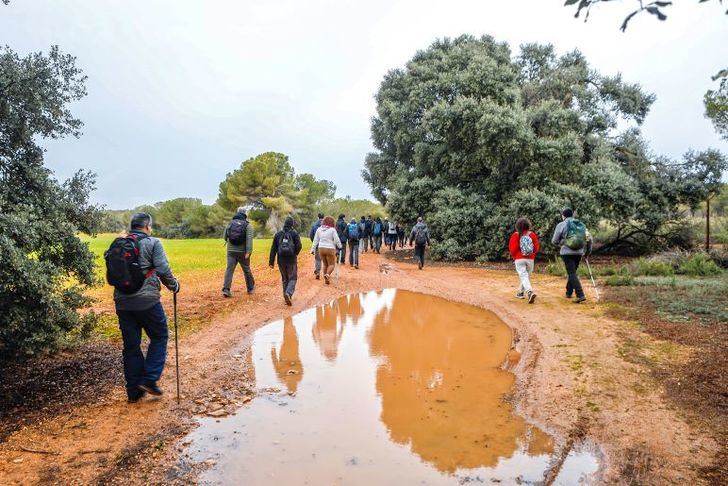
top-left (224, 213), bottom-right (254, 253)
top-left (114, 231), bottom-right (177, 311)
top-left (270, 220), bottom-right (303, 266)
top-left (309, 218), bottom-right (322, 241)
top-left (336, 217), bottom-right (348, 242)
top-left (364, 218), bottom-right (373, 236)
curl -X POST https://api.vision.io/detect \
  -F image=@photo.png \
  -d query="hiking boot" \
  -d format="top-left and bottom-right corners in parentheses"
top-left (528, 291), bottom-right (537, 304)
top-left (139, 382), bottom-right (163, 396)
top-left (418, 260), bottom-right (423, 270)
top-left (573, 296), bottom-right (586, 304)
top-left (222, 289), bottom-right (232, 298)
top-left (247, 286), bottom-right (255, 295)
top-left (354, 264), bottom-right (359, 269)
top-left (284, 293), bottom-right (292, 306)
top-left (314, 272), bottom-right (320, 280)
top-left (565, 292), bottom-right (573, 299)
top-left (128, 390), bottom-right (146, 403)
top-left (516, 291), bottom-right (525, 299)
top-left (324, 274), bottom-right (330, 285)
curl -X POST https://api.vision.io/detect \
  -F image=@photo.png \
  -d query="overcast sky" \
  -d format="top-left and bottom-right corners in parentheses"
top-left (2, 0), bottom-right (726, 208)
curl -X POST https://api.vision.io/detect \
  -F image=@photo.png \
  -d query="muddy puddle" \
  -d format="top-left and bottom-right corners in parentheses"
top-left (183, 289), bottom-right (598, 484)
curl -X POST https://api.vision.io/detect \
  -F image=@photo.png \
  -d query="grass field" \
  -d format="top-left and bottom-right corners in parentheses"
top-left (82, 234), bottom-right (312, 338)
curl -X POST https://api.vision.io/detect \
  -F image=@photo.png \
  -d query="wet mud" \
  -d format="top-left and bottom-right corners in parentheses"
top-left (183, 289), bottom-right (598, 484)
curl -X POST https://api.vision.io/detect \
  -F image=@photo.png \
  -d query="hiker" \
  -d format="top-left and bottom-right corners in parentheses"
top-left (107, 212), bottom-right (179, 403)
top-left (409, 217), bottom-right (431, 270)
top-left (222, 207), bottom-right (255, 297)
top-left (336, 213), bottom-right (348, 265)
top-left (397, 223), bottom-right (406, 248)
top-left (359, 216), bottom-right (369, 253)
top-left (365, 215), bottom-right (374, 252)
top-left (509, 218), bottom-right (540, 304)
top-left (551, 208), bottom-right (592, 304)
top-left (372, 217), bottom-right (383, 253)
top-left (346, 218), bottom-right (361, 269)
top-left (309, 213), bottom-right (324, 279)
top-left (387, 219), bottom-right (398, 251)
top-left (311, 215), bottom-right (342, 285)
top-left (269, 216), bottom-right (303, 306)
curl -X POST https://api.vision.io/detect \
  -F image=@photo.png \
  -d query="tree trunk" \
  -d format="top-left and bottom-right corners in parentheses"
top-left (705, 197), bottom-right (711, 251)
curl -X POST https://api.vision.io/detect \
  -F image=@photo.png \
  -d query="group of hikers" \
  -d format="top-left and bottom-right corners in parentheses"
top-left (105, 207), bottom-right (590, 403)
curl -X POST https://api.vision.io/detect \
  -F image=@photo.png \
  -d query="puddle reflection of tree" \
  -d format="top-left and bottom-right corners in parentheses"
top-left (270, 317), bottom-right (303, 394)
top-left (368, 291), bottom-right (554, 473)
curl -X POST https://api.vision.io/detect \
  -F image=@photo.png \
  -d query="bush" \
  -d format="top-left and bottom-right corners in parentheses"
top-left (708, 248), bottom-right (728, 269)
top-left (677, 253), bottom-right (724, 276)
top-left (629, 258), bottom-right (674, 277)
top-left (605, 275), bottom-right (635, 286)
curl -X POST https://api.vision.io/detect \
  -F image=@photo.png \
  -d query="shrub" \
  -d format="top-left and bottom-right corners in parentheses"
top-left (678, 253), bottom-right (724, 276)
top-left (629, 258), bottom-right (674, 277)
top-left (605, 275), bottom-right (635, 286)
top-left (708, 248), bottom-right (728, 269)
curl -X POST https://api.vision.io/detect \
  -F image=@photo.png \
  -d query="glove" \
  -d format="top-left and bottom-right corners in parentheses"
top-left (172, 279), bottom-right (180, 293)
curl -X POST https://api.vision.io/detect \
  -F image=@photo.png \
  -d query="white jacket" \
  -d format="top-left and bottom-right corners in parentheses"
top-left (313, 226), bottom-right (342, 250)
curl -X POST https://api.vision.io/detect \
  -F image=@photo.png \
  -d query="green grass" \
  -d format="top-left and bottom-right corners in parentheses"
top-left (82, 233), bottom-right (311, 278)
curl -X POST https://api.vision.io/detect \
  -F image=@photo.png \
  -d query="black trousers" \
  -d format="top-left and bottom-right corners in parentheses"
top-left (278, 261), bottom-right (298, 296)
top-left (561, 254), bottom-right (585, 298)
top-left (414, 244), bottom-right (426, 266)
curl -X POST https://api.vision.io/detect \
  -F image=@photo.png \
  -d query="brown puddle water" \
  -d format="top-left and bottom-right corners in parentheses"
top-left (183, 289), bottom-right (598, 484)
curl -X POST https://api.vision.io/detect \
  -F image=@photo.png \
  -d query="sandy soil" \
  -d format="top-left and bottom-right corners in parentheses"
top-left (0, 250), bottom-right (719, 484)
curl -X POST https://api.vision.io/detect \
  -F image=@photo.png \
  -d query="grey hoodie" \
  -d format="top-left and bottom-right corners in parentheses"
top-left (409, 222), bottom-right (431, 245)
top-left (113, 231), bottom-right (178, 311)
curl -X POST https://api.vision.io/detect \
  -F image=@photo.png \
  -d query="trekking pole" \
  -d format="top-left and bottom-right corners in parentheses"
top-left (584, 258), bottom-right (600, 302)
top-left (173, 291), bottom-right (180, 402)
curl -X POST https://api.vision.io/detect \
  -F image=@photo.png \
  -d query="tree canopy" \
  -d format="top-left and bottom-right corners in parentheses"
top-left (0, 45), bottom-right (101, 358)
top-left (364, 35), bottom-right (725, 260)
top-left (217, 152), bottom-right (335, 233)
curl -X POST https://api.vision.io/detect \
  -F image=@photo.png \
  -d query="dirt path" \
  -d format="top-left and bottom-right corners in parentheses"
top-left (0, 251), bottom-right (719, 484)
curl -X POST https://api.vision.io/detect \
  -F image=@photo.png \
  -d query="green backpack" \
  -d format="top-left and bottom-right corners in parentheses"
top-left (564, 219), bottom-right (587, 250)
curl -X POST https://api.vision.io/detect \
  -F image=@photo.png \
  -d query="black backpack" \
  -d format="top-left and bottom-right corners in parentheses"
top-left (228, 219), bottom-right (247, 246)
top-left (415, 226), bottom-right (428, 245)
top-left (278, 231), bottom-right (295, 258)
top-left (105, 234), bottom-right (150, 294)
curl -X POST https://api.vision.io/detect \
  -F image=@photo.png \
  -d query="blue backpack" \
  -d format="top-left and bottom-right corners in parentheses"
top-left (348, 222), bottom-right (360, 240)
top-left (373, 222), bottom-right (382, 236)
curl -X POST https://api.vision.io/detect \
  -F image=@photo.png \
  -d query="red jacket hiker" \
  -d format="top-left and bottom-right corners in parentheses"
top-left (509, 231), bottom-right (540, 260)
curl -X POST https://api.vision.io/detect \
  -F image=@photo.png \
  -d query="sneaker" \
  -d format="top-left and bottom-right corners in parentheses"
top-left (247, 286), bottom-right (255, 295)
top-left (315, 272), bottom-right (320, 280)
top-left (528, 291), bottom-right (537, 304)
top-left (324, 274), bottom-right (330, 285)
top-left (284, 293), bottom-right (292, 306)
top-left (516, 291), bottom-right (525, 299)
top-left (222, 289), bottom-right (232, 298)
top-left (418, 260), bottom-right (423, 270)
top-left (565, 292), bottom-right (573, 299)
top-left (573, 296), bottom-right (586, 304)
top-left (139, 382), bottom-right (163, 396)
top-left (128, 390), bottom-right (146, 403)
top-left (354, 265), bottom-right (359, 269)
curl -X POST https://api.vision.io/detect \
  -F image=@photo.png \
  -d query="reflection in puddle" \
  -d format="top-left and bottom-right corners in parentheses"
top-left (184, 289), bottom-right (599, 484)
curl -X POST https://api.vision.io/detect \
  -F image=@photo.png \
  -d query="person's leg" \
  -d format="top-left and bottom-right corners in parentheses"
top-left (515, 259), bottom-right (532, 293)
top-left (279, 263), bottom-right (289, 294)
top-left (340, 240), bottom-right (347, 264)
top-left (561, 255), bottom-right (574, 296)
top-left (415, 244), bottom-right (425, 268)
top-left (314, 248), bottom-right (322, 276)
top-left (287, 263), bottom-right (298, 296)
top-left (222, 252), bottom-right (237, 292)
top-left (117, 310), bottom-right (144, 400)
top-left (572, 256), bottom-right (585, 298)
top-left (362, 236), bottom-right (368, 252)
top-left (240, 253), bottom-right (255, 292)
top-left (139, 303), bottom-right (169, 387)
top-left (351, 242), bottom-right (359, 267)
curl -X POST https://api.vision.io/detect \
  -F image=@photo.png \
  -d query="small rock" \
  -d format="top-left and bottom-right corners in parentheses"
top-left (242, 396), bottom-right (253, 404)
top-left (207, 409), bottom-right (228, 418)
top-left (286, 369), bottom-right (299, 375)
top-left (13, 458), bottom-right (23, 464)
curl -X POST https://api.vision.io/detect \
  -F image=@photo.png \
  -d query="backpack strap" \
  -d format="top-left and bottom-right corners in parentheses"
top-left (128, 233), bottom-right (156, 278)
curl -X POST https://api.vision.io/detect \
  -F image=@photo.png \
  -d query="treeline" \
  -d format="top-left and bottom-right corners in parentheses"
top-left (100, 196), bottom-right (386, 238)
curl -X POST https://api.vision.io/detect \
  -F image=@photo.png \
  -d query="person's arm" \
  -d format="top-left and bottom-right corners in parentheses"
top-left (309, 224), bottom-right (316, 241)
top-left (508, 233), bottom-right (518, 258)
top-left (294, 232), bottom-right (303, 255)
top-left (223, 225), bottom-right (229, 242)
top-left (409, 226), bottom-right (415, 245)
top-left (532, 232), bottom-right (540, 255)
top-left (245, 223), bottom-right (254, 257)
top-left (426, 229), bottom-right (431, 246)
top-left (312, 229), bottom-right (320, 253)
top-left (269, 233), bottom-right (278, 267)
top-left (334, 230), bottom-right (342, 250)
top-left (551, 222), bottom-right (563, 247)
top-left (151, 240), bottom-right (178, 291)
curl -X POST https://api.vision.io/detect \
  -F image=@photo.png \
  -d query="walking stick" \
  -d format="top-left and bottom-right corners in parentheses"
top-left (584, 258), bottom-right (600, 302)
top-left (173, 291), bottom-right (180, 402)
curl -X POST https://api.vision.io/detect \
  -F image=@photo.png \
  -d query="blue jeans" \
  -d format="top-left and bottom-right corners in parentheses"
top-left (349, 241), bottom-right (359, 266)
top-left (117, 302), bottom-right (169, 399)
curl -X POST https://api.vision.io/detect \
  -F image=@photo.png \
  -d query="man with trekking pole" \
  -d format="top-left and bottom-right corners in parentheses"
top-left (551, 208), bottom-right (593, 304)
top-left (105, 213), bottom-right (180, 403)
